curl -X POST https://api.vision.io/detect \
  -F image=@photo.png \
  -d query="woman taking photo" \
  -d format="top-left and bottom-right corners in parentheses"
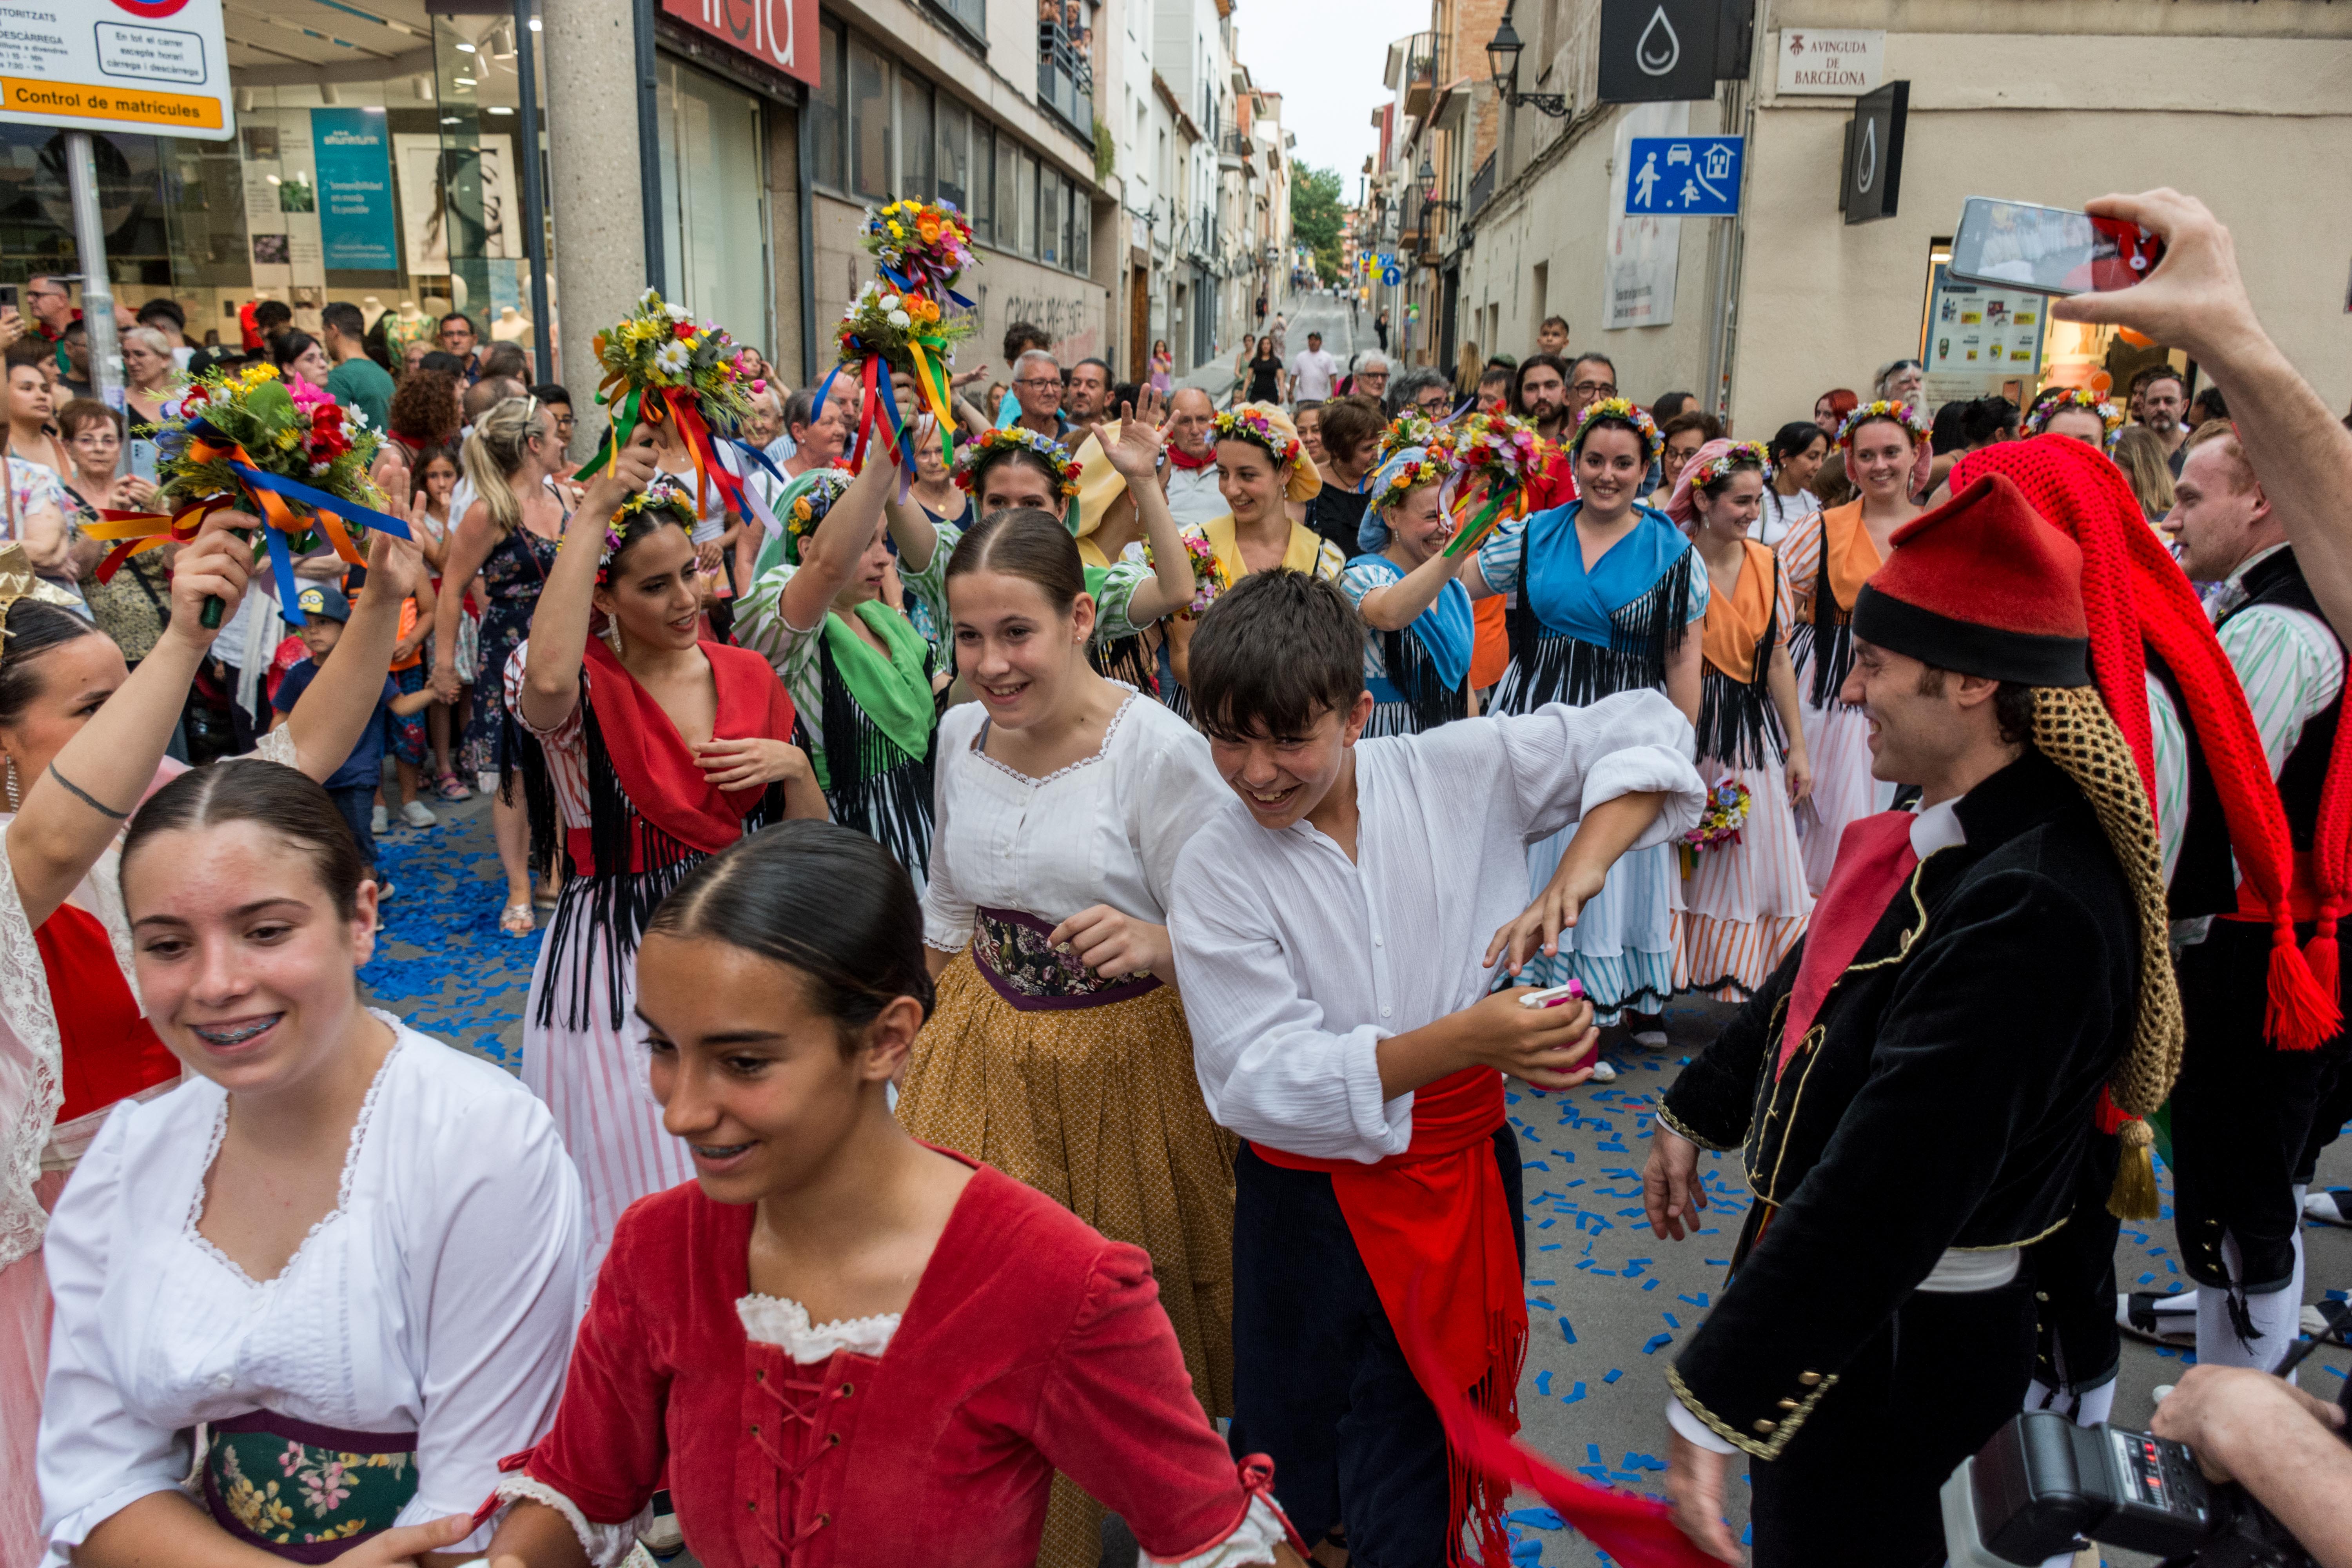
top-left (1667, 439), bottom-right (1813, 1003)
top-left (897, 510), bottom-right (1245, 1566)
top-left (433, 395), bottom-right (570, 935)
top-left (514, 432), bottom-right (823, 1259)
top-left (36, 759), bottom-right (584, 1568)
top-left (467, 821), bottom-right (1297, 1568)
top-left (0, 518), bottom-right (428, 1564)
top-left (737, 458), bottom-right (942, 883)
top-left (1755, 420), bottom-right (1828, 547)
top-left (1339, 441), bottom-right (1474, 735)
top-left (1782, 398), bottom-right (1930, 892)
top-left (1464, 397), bottom-right (1706, 1040)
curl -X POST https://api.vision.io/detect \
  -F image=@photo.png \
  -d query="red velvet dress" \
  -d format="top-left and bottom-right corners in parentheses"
top-left (512, 1157), bottom-right (1258, 1567)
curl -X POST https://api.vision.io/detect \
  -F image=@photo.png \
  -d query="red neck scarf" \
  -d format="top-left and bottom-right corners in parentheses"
top-left (1779, 812), bottom-right (1919, 1073)
top-left (1167, 443), bottom-right (1216, 471)
top-left (579, 636), bottom-right (797, 862)
top-left (1252, 1067), bottom-right (1524, 1566)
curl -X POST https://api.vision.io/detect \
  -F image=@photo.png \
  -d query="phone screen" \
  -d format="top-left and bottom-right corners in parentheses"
top-left (1948, 198), bottom-right (2164, 297)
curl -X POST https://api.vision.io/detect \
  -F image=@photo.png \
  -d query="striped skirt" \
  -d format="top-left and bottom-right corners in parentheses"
top-left (1677, 749), bottom-right (1815, 1000)
top-left (1793, 693), bottom-right (1897, 895)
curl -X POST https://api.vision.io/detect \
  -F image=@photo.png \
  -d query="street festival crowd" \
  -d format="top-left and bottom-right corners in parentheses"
top-left (2, 187), bottom-right (2350, 1568)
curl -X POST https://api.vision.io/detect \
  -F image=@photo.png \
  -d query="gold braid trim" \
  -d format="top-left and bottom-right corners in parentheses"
top-left (2029, 685), bottom-right (2185, 1118)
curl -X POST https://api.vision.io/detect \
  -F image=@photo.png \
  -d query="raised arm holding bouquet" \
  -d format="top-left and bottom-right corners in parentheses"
top-left (82, 361), bottom-right (410, 627)
top-left (1438, 412), bottom-right (1546, 561)
top-left (820, 198), bottom-right (980, 486)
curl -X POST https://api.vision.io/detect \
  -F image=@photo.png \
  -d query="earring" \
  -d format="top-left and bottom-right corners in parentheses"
top-left (4, 756), bottom-right (18, 813)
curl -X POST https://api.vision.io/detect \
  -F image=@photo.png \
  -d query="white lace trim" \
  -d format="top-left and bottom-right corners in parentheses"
top-left (967, 686), bottom-right (1140, 789)
top-left (1143, 1495), bottom-right (1288, 1568)
top-left (185, 1018), bottom-right (403, 1288)
top-left (735, 1294), bottom-right (901, 1361)
top-left (492, 1473), bottom-right (651, 1568)
top-left (0, 814), bottom-right (64, 1272)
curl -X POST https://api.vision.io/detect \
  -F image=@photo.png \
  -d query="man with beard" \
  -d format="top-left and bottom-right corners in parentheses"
top-left (1066, 356), bottom-right (1114, 435)
top-left (1645, 474), bottom-right (2179, 1566)
top-left (2135, 366), bottom-right (2192, 476)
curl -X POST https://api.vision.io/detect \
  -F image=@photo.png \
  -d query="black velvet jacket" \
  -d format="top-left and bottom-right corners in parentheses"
top-left (1658, 750), bottom-right (2137, 1459)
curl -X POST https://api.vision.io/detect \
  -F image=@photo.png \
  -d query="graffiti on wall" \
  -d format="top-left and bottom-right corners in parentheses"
top-left (995, 290), bottom-right (1101, 360)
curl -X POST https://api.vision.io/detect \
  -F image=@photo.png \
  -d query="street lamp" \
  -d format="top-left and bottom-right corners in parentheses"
top-left (1416, 156), bottom-right (1460, 213)
top-left (1486, 9), bottom-right (1571, 118)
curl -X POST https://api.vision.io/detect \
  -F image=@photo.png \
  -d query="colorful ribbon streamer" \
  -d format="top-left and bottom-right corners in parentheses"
top-left (82, 428), bottom-right (410, 626)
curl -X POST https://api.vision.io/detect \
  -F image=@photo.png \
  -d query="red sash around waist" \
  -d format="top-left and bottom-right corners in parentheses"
top-left (1251, 1065), bottom-right (1524, 1565)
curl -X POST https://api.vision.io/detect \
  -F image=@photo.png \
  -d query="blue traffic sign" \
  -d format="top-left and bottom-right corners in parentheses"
top-left (1625, 136), bottom-right (1744, 216)
top-left (1381, 264), bottom-right (1404, 287)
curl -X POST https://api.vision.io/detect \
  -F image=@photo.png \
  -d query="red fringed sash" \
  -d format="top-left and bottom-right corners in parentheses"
top-left (1252, 1066), bottom-right (1525, 1566)
top-left (577, 636), bottom-right (796, 867)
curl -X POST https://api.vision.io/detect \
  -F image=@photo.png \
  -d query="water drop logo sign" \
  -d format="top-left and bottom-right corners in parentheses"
top-left (1636, 5), bottom-right (1681, 77)
top-left (1856, 116), bottom-right (1878, 195)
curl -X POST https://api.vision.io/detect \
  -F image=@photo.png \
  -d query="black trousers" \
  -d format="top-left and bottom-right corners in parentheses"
top-left (2026, 1137), bottom-right (2121, 1402)
top-left (2173, 923), bottom-right (2349, 1292)
top-left (2293, 1046), bottom-right (2352, 1186)
top-left (1228, 1128), bottom-right (1523, 1568)
top-left (1749, 1280), bottom-right (2037, 1568)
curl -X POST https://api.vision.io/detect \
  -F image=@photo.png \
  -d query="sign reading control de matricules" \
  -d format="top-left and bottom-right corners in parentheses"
top-left (0, 0), bottom-right (234, 140)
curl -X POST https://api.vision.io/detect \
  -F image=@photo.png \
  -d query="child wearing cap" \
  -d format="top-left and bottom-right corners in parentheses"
top-left (270, 580), bottom-right (439, 898)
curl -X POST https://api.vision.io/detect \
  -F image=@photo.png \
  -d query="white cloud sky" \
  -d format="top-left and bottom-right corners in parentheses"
top-left (1236, 0), bottom-right (1432, 198)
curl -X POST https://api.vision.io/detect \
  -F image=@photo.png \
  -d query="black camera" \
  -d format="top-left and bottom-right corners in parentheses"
top-left (1942, 1409), bottom-right (2312, 1568)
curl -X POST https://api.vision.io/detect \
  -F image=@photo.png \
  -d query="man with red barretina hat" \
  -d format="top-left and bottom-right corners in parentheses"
top-left (1639, 472), bottom-right (2182, 1566)
top-left (1940, 434), bottom-right (2340, 1419)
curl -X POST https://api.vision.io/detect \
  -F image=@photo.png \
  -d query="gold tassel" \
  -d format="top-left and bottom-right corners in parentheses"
top-left (2106, 1116), bottom-right (2160, 1220)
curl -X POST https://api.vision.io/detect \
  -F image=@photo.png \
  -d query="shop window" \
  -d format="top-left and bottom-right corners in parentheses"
top-left (848, 33), bottom-right (889, 199)
top-left (1015, 150), bottom-right (1036, 258)
top-left (971, 120), bottom-right (996, 242)
top-left (657, 56), bottom-right (769, 353)
top-left (898, 72), bottom-right (932, 201)
top-left (811, 20), bottom-right (846, 191)
top-left (937, 97), bottom-right (969, 215)
top-left (996, 133), bottom-right (1020, 252)
top-left (1070, 183), bottom-right (1089, 275)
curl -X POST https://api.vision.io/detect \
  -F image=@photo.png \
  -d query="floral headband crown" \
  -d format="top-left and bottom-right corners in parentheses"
top-left (1369, 446), bottom-right (1447, 515)
top-left (1212, 407), bottom-right (1303, 470)
top-left (1693, 440), bottom-right (1774, 488)
top-left (568, 477), bottom-right (701, 581)
top-left (1569, 397), bottom-right (1663, 466)
top-left (951, 426), bottom-right (1080, 498)
top-left (1835, 398), bottom-right (1931, 448)
top-left (2025, 387), bottom-right (2126, 452)
top-left (1378, 412), bottom-right (1447, 468)
top-left (784, 469), bottom-right (858, 564)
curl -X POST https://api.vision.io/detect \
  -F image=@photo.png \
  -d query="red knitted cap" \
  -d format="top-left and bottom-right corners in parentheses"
top-left (1851, 472), bottom-right (2091, 686)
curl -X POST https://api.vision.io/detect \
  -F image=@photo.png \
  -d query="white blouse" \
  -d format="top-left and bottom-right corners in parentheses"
top-left (37, 1014), bottom-right (586, 1564)
top-left (921, 690), bottom-right (1226, 954)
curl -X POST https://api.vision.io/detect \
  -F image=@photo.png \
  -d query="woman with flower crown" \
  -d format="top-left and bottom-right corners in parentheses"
top-left (511, 423), bottom-right (825, 1261)
top-left (2025, 385), bottom-right (2126, 454)
top-left (1666, 439), bottom-right (1815, 1002)
top-left (1462, 398), bottom-right (1709, 1043)
top-left (1341, 439), bottom-right (1476, 735)
top-left (1782, 398), bottom-right (1932, 893)
top-left (736, 449), bottom-right (947, 885)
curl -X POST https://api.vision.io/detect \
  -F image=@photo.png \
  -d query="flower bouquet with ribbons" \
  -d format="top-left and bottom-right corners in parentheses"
top-left (1142, 527), bottom-right (1225, 619)
top-left (1678, 775), bottom-right (1753, 873)
top-left (574, 289), bottom-right (778, 538)
top-left (83, 361), bottom-right (407, 627)
top-left (820, 197), bottom-right (979, 486)
top-left (1437, 413), bottom-right (1545, 560)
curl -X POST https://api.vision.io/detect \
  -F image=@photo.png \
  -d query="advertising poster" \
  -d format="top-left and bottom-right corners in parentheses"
top-left (1921, 261), bottom-right (2046, 411)
top-left (1603, 101), bottom-right (1688, 331)
top-left (395, 133), bottom-right (518, 274)
top-left (313, 108), bottom-right (399, 272)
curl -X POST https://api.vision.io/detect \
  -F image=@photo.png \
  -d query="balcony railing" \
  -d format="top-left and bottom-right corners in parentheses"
top-left (1466, 151), bottom-right (1495, 217)
top-left (1403, 31), bottom-right (1437, 118)
top-left (1037, 20), bottom-right (1094, 137)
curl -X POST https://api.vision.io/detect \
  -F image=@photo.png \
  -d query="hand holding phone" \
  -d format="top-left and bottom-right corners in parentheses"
top-left (1948, 197), bottom-right (2165, 297)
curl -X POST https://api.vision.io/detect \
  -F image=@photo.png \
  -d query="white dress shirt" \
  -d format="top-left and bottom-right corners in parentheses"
top-left (1167, 694), bottom-right (1704, 1166)
top-left (38, 1017), bottom-right (585, 1563)
top-left (1163, 463), bottom-right (1227, 528)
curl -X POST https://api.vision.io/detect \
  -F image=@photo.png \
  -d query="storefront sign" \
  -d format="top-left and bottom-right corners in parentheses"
top-left (0, 0), bottom-right (232, 139)
top-left (1775, 29), bottom-right (1882, 96)
top-left (1923, 261), bottom-right (2046, 379)
top-left (661, 0), bottom-right (821, 87)
top-left (312, 108), bottom-right (398, 272)
top-left (1597, 0), bottom-right (1720, 105)
top-left (1604, 101), bottom-right (1686, 330)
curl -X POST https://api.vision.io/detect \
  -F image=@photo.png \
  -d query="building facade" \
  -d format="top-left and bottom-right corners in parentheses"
top-left (1433, 0), bottom-right (2352, 425)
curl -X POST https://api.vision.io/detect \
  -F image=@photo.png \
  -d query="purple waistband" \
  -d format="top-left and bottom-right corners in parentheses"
top-left (970, 906), bottom-right (1163, 1012)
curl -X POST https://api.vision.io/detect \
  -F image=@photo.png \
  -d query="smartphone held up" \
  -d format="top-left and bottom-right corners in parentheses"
top-left (1947, 198), bottom-right (2167, 297)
